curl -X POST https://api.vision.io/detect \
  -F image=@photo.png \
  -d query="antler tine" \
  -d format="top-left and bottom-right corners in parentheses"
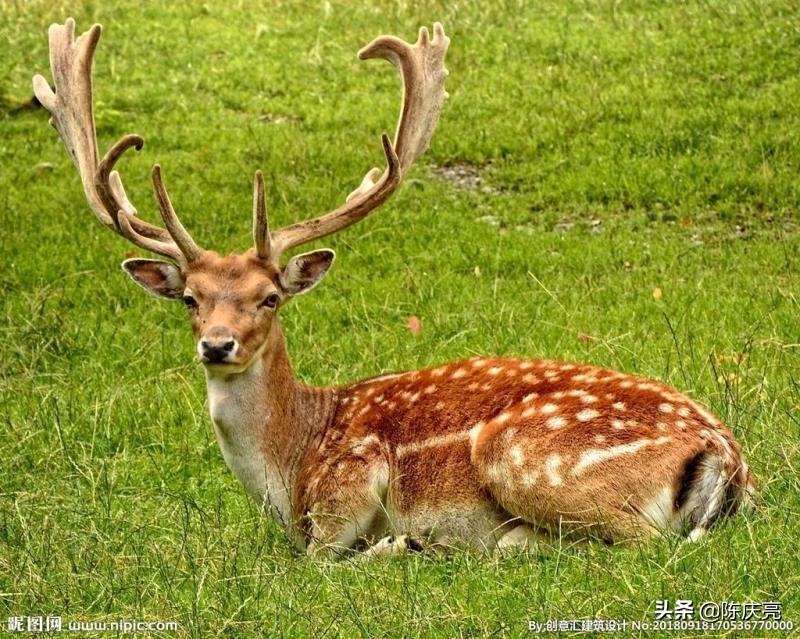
top-left (96, 134), bottom-right (171, 240)
top-left (117, 211), bottom-right (183, 261)
top-left (252, 170), bottom-right (273, 260)
top-left (266, 23), bottom-right (449, 259)
top-left (151, 165), bottom-right (201, 262)
top-left (359, 22), bottom-right (450, 172)
top-left (33, 19), bottom-right (197, 262)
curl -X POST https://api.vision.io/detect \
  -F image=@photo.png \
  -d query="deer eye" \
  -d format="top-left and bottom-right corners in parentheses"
top-left (182, 294), bottom-right (198, 309)
top-left (259, 293), bottom-right (280, 310)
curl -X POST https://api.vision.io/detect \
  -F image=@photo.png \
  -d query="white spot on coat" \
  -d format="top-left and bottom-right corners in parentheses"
top-left (522, 471), bottom-right (540, 487)
top-left (691, 402), bottom-right (721, 426)
top-left (487, 463), bottom-right (503, 482)
top-left (468, 421), bottom-right (485, 448)
top-left (399, 430), bottom-right (473, 457)
top-left (545, 454), bottom-right (563, 487)
top-left (362, 372), bottom-right (403, 385)
top-left (572, 437), bottom-right (671, 476)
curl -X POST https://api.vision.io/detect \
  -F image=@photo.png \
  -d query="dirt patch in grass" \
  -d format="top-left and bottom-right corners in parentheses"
top-left (430, 162), bottom-right (482, 189)
top-left (430, 161), bottom-right (499, 194)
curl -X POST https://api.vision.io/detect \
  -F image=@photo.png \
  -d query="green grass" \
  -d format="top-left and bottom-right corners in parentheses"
top-left (2, 0), bottom-right (799, 636)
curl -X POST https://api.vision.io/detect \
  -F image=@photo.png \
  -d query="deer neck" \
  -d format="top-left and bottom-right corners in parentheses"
top-left (204, 321), bottom-right (335, 531)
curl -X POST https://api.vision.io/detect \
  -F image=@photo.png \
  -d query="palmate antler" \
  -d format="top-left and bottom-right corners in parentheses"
top-left (33, 19), bottom-right (200, 263)
top-left (34, 19), bottom-right (449, 266)
top-left (255, 23), bottom-right (450, 263)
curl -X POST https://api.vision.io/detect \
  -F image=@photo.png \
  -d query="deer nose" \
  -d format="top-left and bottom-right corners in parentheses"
top-left (199, 333), bottom-right (237, 364)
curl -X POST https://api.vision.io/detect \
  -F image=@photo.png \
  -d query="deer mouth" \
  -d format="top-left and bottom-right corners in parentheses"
top-left (200, 350), bottom-right (262, 376)
top-left (202, 360), bottom-right (251, 378)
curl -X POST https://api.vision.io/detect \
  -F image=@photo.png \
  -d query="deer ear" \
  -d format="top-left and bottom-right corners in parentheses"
top-left (280, 249), bottom-right (335, 297)
top-left (121, 258), bottom-right (185, 300)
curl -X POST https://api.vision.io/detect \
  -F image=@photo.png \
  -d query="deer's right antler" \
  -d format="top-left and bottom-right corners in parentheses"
top-left (254, 23), bottom-right (450, 263)
top-left (33, 19), bottom-right (201, 263)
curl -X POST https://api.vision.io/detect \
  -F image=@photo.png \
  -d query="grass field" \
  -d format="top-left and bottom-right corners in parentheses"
top-left (2, 0), bottom-right (799, 636)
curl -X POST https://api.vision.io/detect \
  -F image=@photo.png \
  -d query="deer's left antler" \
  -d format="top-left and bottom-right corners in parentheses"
top-left (254, 23), bottom-right (450, 263)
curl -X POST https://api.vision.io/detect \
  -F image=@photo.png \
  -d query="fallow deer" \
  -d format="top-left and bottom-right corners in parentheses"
top-left (34, 19), bottom-right (754, 557)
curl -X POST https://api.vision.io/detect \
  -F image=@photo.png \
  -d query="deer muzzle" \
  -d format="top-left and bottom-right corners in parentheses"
top-left (198, 327), bottom-right (239, 365)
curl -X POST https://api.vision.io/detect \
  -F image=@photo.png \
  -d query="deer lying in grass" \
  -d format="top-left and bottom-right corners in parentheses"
top-left (34, 19), bottom-right (754, 558)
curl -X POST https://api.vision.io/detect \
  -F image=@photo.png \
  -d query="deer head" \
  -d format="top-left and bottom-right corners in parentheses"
top-left (33, 19), bottom-right (449, 374)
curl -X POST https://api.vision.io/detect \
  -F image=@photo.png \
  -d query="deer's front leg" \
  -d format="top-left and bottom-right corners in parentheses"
top-left (360, 534), bottom-right (425, 558)
top-left (304, 444), bottom-right (390, 558)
